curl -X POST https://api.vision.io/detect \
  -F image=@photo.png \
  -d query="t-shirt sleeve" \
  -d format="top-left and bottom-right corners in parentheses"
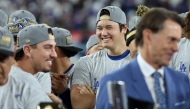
top-left (71, 57), bottom-right (92, 86)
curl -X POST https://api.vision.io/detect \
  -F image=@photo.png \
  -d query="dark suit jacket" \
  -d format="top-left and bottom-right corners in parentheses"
top-left (96, 58), bottom-right (190, 109)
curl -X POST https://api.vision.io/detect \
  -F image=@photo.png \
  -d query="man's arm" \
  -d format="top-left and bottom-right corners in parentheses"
top-left (71, 84), bottom-right (96, 109)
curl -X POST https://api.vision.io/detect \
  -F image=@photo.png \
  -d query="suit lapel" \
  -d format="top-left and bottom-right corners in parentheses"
top-left (130, 58), bottom-right (154, 103)
top-left (164, 67), bottom-right (175, 109)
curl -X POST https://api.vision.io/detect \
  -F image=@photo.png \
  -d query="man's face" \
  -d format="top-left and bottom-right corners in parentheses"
top-left (146, 19), bottom-right (182, 67)
top-left (0, 53), bottom-right (14, 86)
top-left (30, 39), bottom-right (57, 72)
top-left (96, 19), bottom-right (125, 50)
top-left (86, 43), bottom-right (104, 55)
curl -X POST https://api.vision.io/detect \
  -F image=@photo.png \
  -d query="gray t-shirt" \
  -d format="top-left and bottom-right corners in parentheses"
top-left (34, 72), bottom-right (51, 93)
top-left (169, 37), bottom-right (190, 77)
top-left (0, 75), bottom-right (51, 109)
top-left (71, 49), bottom-right (130, 92)
top-left (9, 65), bottom-right (52, 101)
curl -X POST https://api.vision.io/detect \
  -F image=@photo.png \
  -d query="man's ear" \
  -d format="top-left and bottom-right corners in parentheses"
top-left (122, 24), bottom-right (128, 34)
top-left (142, 28), bottom-right (153, 45)
top-left (86, 51), bottom-right (89, 55)
top-left (23, 45), bottom-right (32, 57)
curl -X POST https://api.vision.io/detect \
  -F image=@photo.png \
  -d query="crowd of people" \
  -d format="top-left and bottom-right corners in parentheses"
top-left (0, 1), bottom-right (190, 109)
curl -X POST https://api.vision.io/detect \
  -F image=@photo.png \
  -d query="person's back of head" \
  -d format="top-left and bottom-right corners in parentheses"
top-left (8, 10), bottom-right (37, 24)
top-left (86, 34), bottom-right (103, 55)
top-left (52, 27), bottom-right (83, 58)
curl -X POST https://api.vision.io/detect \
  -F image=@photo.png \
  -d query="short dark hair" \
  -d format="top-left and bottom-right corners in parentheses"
top-left (58, 47), bottom-right (78, 58)
top-left (15, 44), bottom-right (37, 61)
top-left (135, 8), bottom-right (185, 47)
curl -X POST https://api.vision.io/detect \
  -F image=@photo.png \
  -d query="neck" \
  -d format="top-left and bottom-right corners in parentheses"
top-left (107, 42), bottom-right (129, 56)
top-left (51, 57), bottom-right (72, 74)
top-left (108, 36), bottom-right (129, 56)
top-left (140, 47), bottom-right (160, 70)
top-left (14, 60), bottom-right (36, 75)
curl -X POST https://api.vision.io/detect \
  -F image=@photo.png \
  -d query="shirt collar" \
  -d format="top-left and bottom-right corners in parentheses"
top-left (137, 53), bottom-right (164, 77)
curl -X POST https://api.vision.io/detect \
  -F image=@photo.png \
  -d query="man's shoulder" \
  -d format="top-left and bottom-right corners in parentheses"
top-left (165, 67), bottom-right (188, 79)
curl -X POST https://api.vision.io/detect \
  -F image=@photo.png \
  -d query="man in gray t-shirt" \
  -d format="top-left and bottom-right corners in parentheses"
top-left (71, 6), bottom-right (130, 109)
top-left (12, 24), bottom-right (61, 103)
top-left (0, 27), bottom-right (51, 109)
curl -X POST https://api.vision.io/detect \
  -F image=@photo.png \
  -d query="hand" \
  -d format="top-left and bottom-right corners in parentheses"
top-left (77, 84), bottom-right (94, 94)
top-left (51, 73), bottom-right (69, 95)
top-left (46, 93), bottom-right (62, 104)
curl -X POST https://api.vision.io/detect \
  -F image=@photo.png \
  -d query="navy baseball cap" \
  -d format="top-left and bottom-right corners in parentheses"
top-left (0, 9), bottom-right (8, 27)
top-left (52, 27), bottom-right (83, 52)
top-left (0, 27), bottom-right (14, 56)
top-left (96, 6), bottom-right (127, 24)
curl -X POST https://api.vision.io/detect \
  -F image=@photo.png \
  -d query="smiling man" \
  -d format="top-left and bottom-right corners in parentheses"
top-left (0, 26), bottom-right (53, 109)
top-left (71, 6), bottom-right (130, 109)
top-left (9, 24), bottom-right (61, 103)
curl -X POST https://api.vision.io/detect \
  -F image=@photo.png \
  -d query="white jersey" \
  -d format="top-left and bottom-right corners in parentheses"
top-left (9, 65), bottom-right (52, 101)
top-left (34, 72), bottom-right (51, 93)
top-left (71, 49), bottom-right (130, 92)
top-left (169, 37), bottom-right (190, 77)
top-left (0, 75), bottom-right (51, 109)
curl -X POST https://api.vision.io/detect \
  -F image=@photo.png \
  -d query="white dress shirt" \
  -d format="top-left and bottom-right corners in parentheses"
top-left (137, 53), bottom-right (165, 108)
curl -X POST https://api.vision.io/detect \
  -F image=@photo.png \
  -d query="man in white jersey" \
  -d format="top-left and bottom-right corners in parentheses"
top-left (10, 24), bottom-right (61, 103)
top-left (169, 12), bottom-right (190, 77)
top-left (86, 34), bottom-right (104, 55)
top-left (0, 27), bottom-right (51, 109)
top-left (71, 6), bottom-right (130, 109)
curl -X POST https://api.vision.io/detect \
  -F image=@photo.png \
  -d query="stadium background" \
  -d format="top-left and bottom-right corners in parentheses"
top-left (0, 0), bottom-right (189, 62)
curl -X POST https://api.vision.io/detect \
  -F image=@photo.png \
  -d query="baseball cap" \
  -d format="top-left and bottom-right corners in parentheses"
top-left (0, 9), bottom-right (8, 27)
top-left (178, 12), bottom-right (188, 19)
top-left (86, 34), bottom-right (99, 51)
top-left (16, 24), bottom-right (54, 53)
top-left (8, 10), bottom-right (37, 23)
top-left (52, 27), bottom-right (83, 52)
top-left (7, 18), bottom-right (37, 36)
top-left (128, 16), bottom-right (140, 31)
top-left (96, 6), bottom-right (126, 24)
top-left (0, 27), bottom-right (14, 56)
